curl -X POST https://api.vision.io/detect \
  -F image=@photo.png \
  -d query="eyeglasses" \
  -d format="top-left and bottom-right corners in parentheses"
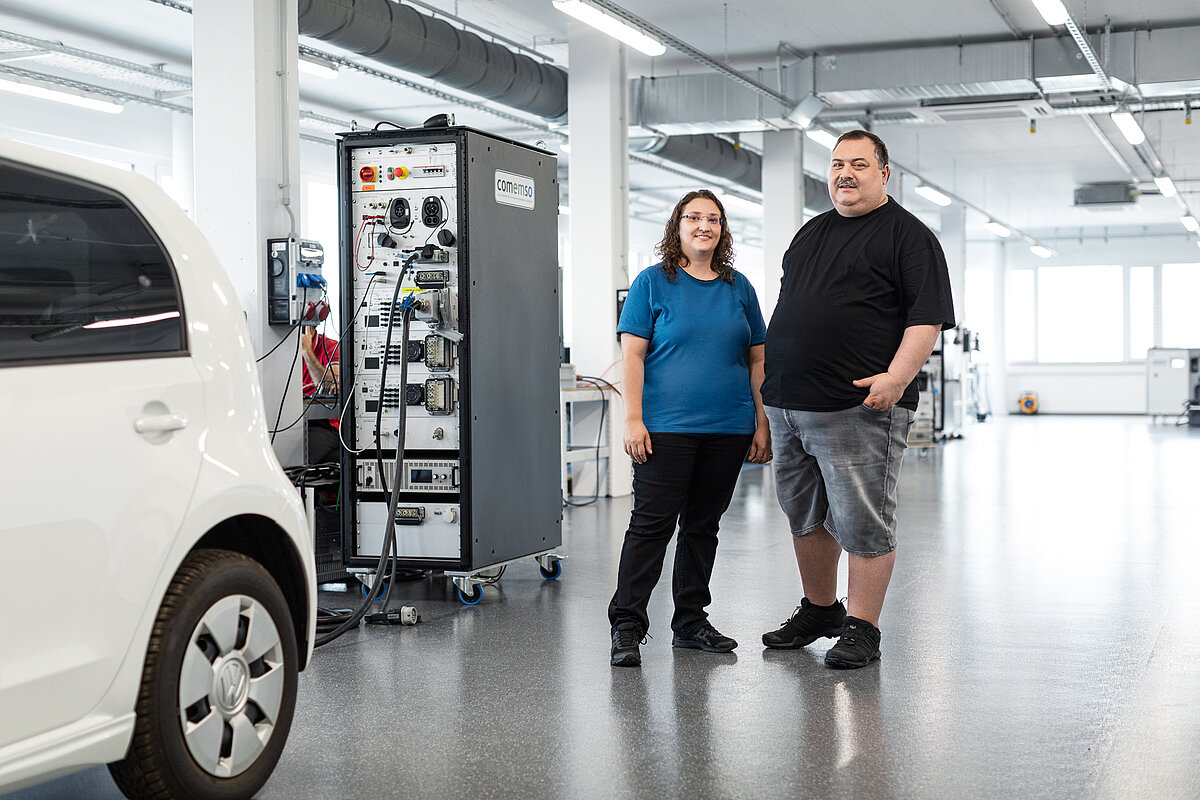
top-left (681, 213), bottom-right (722, 225)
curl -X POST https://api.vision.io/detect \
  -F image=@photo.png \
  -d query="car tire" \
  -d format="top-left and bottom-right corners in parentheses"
top-left (108, 549), bottom-right (298, 800)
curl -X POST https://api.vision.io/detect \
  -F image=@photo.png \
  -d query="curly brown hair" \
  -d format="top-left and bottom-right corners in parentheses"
top-left (654, 189), bottom-right (736, 284)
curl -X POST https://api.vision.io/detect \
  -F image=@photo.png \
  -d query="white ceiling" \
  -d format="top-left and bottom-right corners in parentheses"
top-left (0, 0), bottom-right (1197, 246)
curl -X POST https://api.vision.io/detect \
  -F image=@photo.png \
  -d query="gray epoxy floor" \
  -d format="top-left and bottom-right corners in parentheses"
top-left (13, 415), bottom-right (1200, 799)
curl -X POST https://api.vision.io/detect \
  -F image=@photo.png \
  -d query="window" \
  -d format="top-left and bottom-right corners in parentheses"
top-left (1162, 262), bottom-right (1200, 348)
top-left (0, 160), bottom-right (184, 365)
top-left (304, 180), bottom-right (339, 332)
top-left (963, 267), bottom-right (994, 363)
top-left (1037, 265), bottom-right (1122, 362)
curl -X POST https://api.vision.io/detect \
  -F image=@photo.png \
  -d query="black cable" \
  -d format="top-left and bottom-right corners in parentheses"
top-left (256, 315), bottom-right (305, 362)
top-left (314, 305), bottom-right (412, 646)
top-left (373, 120), bottom-right (406, 130)
top-left (314, 256), bottom-right (419, 647)
top-left (564, 376), bottom-right (608, 507)
top-left (581, 375), bottom-right (621, 396)
top-left (272, 279), bottom-right (380, 441)
top-left (270, 288), bottom-right (308, 441)
top-left (477, 565), bottom-right (506, 585)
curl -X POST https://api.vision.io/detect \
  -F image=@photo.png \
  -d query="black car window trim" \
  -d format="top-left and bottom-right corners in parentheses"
top-left (0, 156), bottom-right (190, 368)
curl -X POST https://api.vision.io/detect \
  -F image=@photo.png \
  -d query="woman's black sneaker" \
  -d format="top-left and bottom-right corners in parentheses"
top-left (761, 597), bottom-right (846, 649)
top-left (611, 623), bottom-right (644, 667)
top-left (672, 623), bottom-right (737, 652)
top-left (824, 616), bottom-right (881, 669)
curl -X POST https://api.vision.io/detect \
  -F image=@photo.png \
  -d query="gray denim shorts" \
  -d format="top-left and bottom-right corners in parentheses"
top-left (765, 403), bottom-right (916, 557)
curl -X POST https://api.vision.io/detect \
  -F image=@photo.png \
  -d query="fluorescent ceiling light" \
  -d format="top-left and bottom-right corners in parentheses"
top-left (1030, 0), bottom-right (1070, 25)
top-left (718, 193), bottom-right (763, 214)
top-left (1154, 176), bottom-right (1178, 198)
top-left (1110, 111), bottom-right (1146, 145)
top-left (1030, 244), bottom-right (1054, 258)
top-left (914, 185), bottom-right (952, 207)
top-left (985, 221), bottom-right (1012, 238)
top-left (559, 142), bottom-right (571, 153)
top-left (553, 0), bottom-right (667, 57)
top-left (0, 75), bottom-right (122, 114)
top-left (1182, 214), bottom-right (1200, 233)
top-left (298, 55), bottom-right (339, 80)
top-left (806, 129), bottom-right (838, 150)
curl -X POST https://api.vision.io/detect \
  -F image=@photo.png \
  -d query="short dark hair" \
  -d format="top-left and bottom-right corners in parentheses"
top-left (834, 129), bottom-right (889, 170)
top-left (654, 189), bottom-right (736, 284)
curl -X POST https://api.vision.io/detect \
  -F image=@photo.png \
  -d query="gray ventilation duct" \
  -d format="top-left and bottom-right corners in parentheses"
top-left (297, 0), bottom-right (768, 193)
top-left (297, 0), bottom-right (568, 119)
top-left (634, 135), bottom-right (832, 212)
top-left (636, 134), bottom-right (762, 192)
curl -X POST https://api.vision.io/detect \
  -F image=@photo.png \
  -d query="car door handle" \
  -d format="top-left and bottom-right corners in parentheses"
top-left (135, 413), bottom-right (188, 434)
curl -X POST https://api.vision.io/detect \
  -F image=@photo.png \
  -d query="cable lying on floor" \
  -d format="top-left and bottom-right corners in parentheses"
top-left (315, 253), bottom-right (422, 647)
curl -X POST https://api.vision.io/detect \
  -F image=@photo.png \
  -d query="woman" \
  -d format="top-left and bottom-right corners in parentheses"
top-left (608, 189), bottom-right (771, 667)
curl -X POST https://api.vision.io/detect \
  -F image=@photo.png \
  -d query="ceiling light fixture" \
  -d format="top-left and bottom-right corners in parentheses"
top-left (806, 129), bottom-right (838, 150)
top-left (914, 184), bottom-right (953, 207)
top-left (1153, 176), bottom-right (1178, 198)
top-left (1110, 110), bottom-right (1146, 145)
top-left (718, 193), bottom-right (763, 214)
top-left (298, 54), bottom-right (339, 80)
top-left (552, 0), bottom-right (667, 57)
top-left (0, 75), bottom-right (123, 114)
top-left (1182, 214), bottom-right (1200, 233)
top-left (1030, 244), bottom-right (1054, 259)
top-left (985, 221), bottom-right (1012, 238)
top-left (1030, 0), bottom-right (1070, 26)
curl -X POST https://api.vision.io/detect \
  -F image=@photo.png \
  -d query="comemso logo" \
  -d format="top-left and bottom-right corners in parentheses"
top-left (495, 170), bottom-right (536, 210)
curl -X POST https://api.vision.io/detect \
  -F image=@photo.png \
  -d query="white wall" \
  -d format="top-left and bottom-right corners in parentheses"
top-left (964, 235), bottom-right (1200, 415)
top-left (0, 94), bottom-right (173, 180)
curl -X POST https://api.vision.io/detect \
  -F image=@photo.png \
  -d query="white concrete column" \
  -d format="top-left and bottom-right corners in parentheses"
top-left (170, 114), bottom-right (193, 217)
top-left (567, 21), bottom-right (629, 496)
top-left (193, 0), bottom-right (304, 466)
top-left (939, 204), bottom-right (967, 328)
top-left (938, 204), bottom-right (966, 430)
top-left (991, 242), bottom-right (1009, 416)
top-left (761, 129), bottom-right (805, 317)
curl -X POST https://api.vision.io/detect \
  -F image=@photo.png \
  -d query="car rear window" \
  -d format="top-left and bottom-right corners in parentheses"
top-left (0, 159), bottom-right (185, 365)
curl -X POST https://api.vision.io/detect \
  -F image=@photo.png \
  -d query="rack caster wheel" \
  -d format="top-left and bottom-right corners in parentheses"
top-left (361, 578), bottom-right (388, 598)
top-left (457, 584), bottom-right (483, 605)
top-left (539, 560), bottom-right (562, 580)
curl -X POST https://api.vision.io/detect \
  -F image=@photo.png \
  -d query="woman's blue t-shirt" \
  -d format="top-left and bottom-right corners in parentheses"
top-left (617, 264), bottom-right (767, 434)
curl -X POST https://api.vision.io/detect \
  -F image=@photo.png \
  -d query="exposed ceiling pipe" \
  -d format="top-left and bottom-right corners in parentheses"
top-left (632, 134), bottom-right (762, 191)
top-left (298, 0), bottom-right (568, 119)
top-left (296, 0), bottom-right (768, 192)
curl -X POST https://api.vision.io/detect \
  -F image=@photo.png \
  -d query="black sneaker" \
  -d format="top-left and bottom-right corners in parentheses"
top-left (824, 616), bottom-right (881, 669)
top-left (761, 597), bottom-right (847, 649)
top-left (672, 623), bottom-right (737, 653)
top-left (611, 623), bottom-right (644, 667)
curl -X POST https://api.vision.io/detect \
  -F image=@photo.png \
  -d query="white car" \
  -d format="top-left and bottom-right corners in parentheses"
top-left (0, 139), bottom-right (317, 799)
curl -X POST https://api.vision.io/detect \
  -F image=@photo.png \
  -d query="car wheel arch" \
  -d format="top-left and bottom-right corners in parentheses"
top-left (193, 515), bottom-right (312, 670)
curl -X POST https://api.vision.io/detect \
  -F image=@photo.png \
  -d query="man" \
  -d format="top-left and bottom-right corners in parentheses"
top-left (760, 130), bottom-right (955, 669)
top-left (301, 325), bottom-right (341, 464)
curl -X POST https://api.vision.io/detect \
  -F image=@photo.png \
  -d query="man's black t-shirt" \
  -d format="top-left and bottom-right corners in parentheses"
top-left (762, 197), bottom-right (955, 412)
